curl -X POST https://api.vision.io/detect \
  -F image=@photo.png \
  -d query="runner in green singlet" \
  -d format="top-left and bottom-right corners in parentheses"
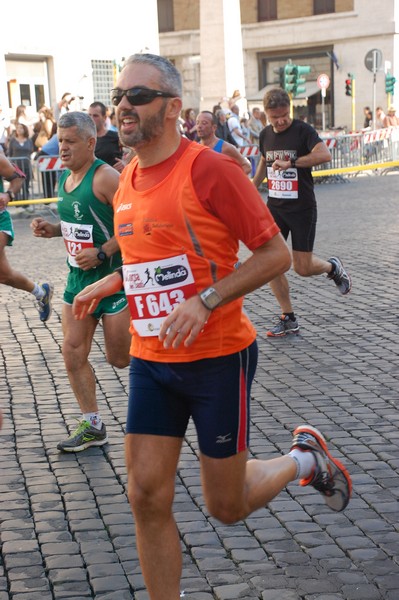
top-left (31, 111), bottom-right (130, 452)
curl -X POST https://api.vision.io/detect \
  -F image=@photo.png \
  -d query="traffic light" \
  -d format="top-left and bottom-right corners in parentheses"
top-left (284, 63), bottom-right (296, 93)
top-left (385, 73), bottom-right (396, 95)
top-left (294, 65), bottom-right (311, 96)
top-left (273, 66), bottom-right (284, 88)
top-left (283, 63), bottom-right (311, 97)
top-left (345, 74), bottom-right (353, 97)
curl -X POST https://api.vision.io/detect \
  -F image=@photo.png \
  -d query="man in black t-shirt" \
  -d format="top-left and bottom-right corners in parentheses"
top-left (88, 102), bottom-right (124, 172)
top-left (252, 88), bottom-right (352, 337)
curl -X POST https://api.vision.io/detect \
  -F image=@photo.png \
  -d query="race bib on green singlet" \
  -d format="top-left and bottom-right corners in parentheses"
top-left (61, 221), bottom-right (94, 268)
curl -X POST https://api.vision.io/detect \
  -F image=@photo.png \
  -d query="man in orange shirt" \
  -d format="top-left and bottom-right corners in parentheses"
top-left (72, 54), bottom-right (352, 600)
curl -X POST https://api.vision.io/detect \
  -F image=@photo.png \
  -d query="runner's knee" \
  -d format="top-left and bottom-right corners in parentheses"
top-left (206, 497), bottom-right (246, 524)
top-left (105, 349), bottom-right (130, 369)
top-left (127, 478), bottom-right (174, 522)
top-left (62, 339), bottom-right (90, 371)
top-left (293, 264), bottom-right (312, 277)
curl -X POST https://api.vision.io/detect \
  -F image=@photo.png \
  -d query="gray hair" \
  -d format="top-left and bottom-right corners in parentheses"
top-left (58, 111), bottom-right (97, 139)
top-left (122, 53), bottom-right (182, 98)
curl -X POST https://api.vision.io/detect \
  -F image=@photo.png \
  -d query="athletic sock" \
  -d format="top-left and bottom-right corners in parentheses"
top-left (288, 448), bottom-right (316, 480)
top-left (32, 283), bottom-right (45, 300)
top-left (283, 312), bottom-right (296, 321)
top-left (83, 412), bottom-right (103, 430)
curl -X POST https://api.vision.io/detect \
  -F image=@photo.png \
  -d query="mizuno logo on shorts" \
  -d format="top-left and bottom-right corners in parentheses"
top-left (216, 433), bottom-right (232, 444)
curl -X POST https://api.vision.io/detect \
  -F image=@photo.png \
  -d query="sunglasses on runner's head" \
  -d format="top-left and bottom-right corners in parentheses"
top-left (110, 87), bottom-right (175, 106)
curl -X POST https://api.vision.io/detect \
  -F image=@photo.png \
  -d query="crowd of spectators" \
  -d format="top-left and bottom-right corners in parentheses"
top-left (1, 90), bottom-right (397, 201)
top-left (0, 93), bottom-right (129, 200)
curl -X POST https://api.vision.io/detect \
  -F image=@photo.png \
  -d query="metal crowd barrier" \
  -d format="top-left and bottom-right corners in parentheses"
top-left (5, 154), bottom-right (64, 204)
top-left (5, 155), bottom-right (35, 200)
top-left (239, 127), bottom-right (399, 183)
top-left (318, 126), bottom-right (399, 172)
top-left (35, 154), bottom-right (65, 199)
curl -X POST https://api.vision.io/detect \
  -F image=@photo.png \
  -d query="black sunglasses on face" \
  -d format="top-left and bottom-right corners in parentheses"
top-left (110, 87), bottom-right (175, 106)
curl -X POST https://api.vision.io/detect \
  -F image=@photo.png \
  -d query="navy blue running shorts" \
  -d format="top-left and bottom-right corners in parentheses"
top-left (268, 206), bottom-right (317, 252)
top-left (126, 340), bottom-right (258, 458)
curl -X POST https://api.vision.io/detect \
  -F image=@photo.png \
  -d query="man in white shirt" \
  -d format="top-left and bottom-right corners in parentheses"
top-left (227, 104), bottom-right (251, 147)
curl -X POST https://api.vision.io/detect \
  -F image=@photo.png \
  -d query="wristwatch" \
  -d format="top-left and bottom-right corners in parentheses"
top-left (97, 246), bottom-right (107, 262)
top-left (199, 287), bottom-right (222, 310)
top-left (6, 190), bottom-right (15, 201)
top-left (290, 158), bottom-right (297, 168)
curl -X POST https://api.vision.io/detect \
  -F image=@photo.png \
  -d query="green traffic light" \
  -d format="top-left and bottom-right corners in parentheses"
top-left (283, 62), bottom-right (311, 97)
top-left (296, 66), bottom-right (311, 76)
top-left (385, 73), bottom-right (396, 94)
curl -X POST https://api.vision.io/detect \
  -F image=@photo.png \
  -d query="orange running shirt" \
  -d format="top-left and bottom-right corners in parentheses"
top-left (113, 138), bottom-right (280, 362)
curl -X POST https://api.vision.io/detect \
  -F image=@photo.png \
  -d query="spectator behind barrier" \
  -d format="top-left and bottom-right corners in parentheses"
top-left (35, 134), bottom-right (60, 198)
top-left (7, 123), bottom-right (34, 200)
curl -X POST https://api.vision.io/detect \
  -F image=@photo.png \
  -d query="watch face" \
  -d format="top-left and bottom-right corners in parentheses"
top-left (201, 288), bottom-right (221, 309)
top-left (97, 251), bottom-right (106, 262)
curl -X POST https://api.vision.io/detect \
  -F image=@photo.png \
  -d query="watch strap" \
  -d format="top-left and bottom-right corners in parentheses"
top-left (97, 246), bottom-right (107, 262)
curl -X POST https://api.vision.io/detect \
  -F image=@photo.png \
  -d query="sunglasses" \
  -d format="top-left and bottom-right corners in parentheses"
top-left (110, 87), bottom-right (175, 107)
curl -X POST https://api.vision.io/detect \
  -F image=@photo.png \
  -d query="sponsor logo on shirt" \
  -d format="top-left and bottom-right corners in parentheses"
top-left (75, 229), bottom-right (91, 240)
top-left (154, 265), bottom-right (189, 286)
top-left (118, 223), bottom-right (133, 236)
top-left (72, 201), bottom-right (83, 221)
top-left (116, 203), bottom-right (132, 213)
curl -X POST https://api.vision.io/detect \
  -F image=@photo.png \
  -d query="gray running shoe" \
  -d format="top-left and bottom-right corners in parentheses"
top-left (291, 425), bottom-right (352, 512)
top-left (267, 314), bottom-right (299, 337)
top-left (327, 257), bottom-right (352, 295)
top-left (57, 420), bottom-right (108, 452)
top-left (37, 283), bottom-right (54, 322)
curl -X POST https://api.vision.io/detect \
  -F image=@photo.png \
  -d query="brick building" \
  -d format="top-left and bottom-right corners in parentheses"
top-left (1, 0), bottom-right (397, 132)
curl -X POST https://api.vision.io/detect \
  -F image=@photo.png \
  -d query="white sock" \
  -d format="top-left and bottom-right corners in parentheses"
top-left (83, 412), bottom-right (102, 430)
top-left (32, 283), bottom-right (45, 300)
top-left (288, 449), bottom-right (316, 480)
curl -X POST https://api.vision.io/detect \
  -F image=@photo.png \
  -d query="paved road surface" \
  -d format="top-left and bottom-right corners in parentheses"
top-left (0, 173), bottom-right (398, 599)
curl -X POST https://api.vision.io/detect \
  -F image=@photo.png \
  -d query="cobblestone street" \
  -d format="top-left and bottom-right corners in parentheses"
top-left (1, 173), bottom-right (398, 600)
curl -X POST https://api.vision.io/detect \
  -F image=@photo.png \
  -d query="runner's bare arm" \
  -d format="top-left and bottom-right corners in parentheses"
top-left (31, 218), bottom-right (62, 238)
top-left (72, 271), bottom-right (124, 320)
top-left (93, 163), bottom-right (120, 205)
top-left (272, 141), bottom-right (331, 171)
top-left (75, 164), bottom-right (121, 269)
top-left (252, 155), bottom-right (266, 188)
top-left (160, 233), bottom-right (291, 349)
top-left (222, 143), bottom-right (252, 175)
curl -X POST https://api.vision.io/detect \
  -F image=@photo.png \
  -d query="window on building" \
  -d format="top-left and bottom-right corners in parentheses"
top-left (314, 0), bottom-right (335, 15)
top-left (19, 84), bottom-right (31, 106)
top-left (158, 0), bottom-right (174, 32)
top-left (35, 85), bottom-right (45, 110)
top-left (258, 0), bottom-right (277, 21)
top-left (91, 60), bottom-right (115, 108)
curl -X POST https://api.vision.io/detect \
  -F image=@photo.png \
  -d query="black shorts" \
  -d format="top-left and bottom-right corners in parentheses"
top-left (126, 341), bottom-right (258, 458)
top-left (268, 206), bottom-right (317, 252)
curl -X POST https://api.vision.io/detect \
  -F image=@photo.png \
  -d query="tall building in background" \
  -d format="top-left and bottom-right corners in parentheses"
top-left (1, 0), bottom-right (397, 131)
